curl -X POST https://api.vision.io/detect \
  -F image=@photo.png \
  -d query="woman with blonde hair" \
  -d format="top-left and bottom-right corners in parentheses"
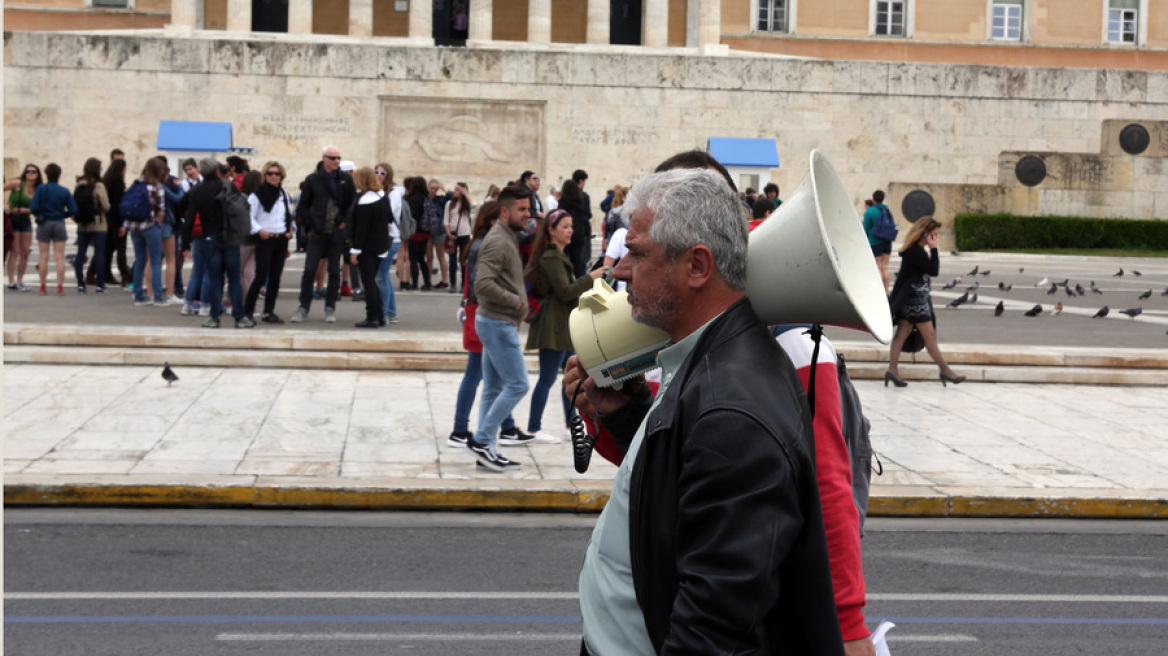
top-left (244, 161), bottom-right (293, 323)
top-left (375, 162), bottom-right (405, 323)
top-left (885, 217), bottom-right (965, 387)
top-left (348, 166), bottom-right (391, 328)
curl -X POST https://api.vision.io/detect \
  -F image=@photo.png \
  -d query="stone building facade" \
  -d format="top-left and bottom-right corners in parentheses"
top-left (5, 30), bottom-right (1167, 249)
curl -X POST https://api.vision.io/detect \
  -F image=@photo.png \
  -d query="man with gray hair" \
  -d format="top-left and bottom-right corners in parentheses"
top-left (573, 168), bottom-right (843, 655)
top-left (291, 144), bottom-right (354, 323)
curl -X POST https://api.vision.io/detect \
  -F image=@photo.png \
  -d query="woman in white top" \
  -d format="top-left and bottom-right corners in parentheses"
top-left (375, 162), bottom-right (404, 323)
top-left (444, 182), bottom-right (473, 295)
top-left (244, 161), bottom-right (293, 323)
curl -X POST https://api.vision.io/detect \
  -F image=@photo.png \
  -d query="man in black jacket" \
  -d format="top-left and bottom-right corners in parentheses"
top-left (183, 158), bottom-right (252, 329)
top-left (291, 145), bottom-right (354, 323)
top-left (574, 168), bottom-right (843, 656)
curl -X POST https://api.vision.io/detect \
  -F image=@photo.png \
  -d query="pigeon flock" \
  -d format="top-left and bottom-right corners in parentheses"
top-left (935, 264), bottom-right (1165, 332)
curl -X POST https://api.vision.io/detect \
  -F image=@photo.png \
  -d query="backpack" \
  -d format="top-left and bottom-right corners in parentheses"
top-left (397, 196), bottom-right (416, 239)
top-left (420, 197), bottom-right (443, 233)
top-left (119, 181), bottom-right (152, 221)
top-left (870, 204), bottom-right (898, 242)
top-left (73, 184), bottom-right (96, 226)
top-left (216, 183), bottom-right (252, 247)
top-left (836, 353), bottom-right (877, 536)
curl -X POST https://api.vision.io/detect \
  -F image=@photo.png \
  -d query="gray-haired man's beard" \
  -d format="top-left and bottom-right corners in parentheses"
top-left (628, 284), bottom-right (679, 331)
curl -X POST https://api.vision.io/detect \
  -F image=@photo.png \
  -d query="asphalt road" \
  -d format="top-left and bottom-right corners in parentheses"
top-left (5, 510), bottom-right (1168, 655)
top-left (4, 248), bottom-right (1167, 347)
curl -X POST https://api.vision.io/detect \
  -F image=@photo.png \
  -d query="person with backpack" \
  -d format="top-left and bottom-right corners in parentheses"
top-left (28, 163), bottom-right (78, 296)
top-left (72, 158), bottom-right (110, 294)
top-left (403, 176), bottom-right (432, 291)
top-left (118, 158), bottom-right (167, 305)
top-left (100, 159), bottom-right (131, 289)
top-left (862, 189), bottom-right (897, 294)
top-left (184, 157), bottom-right (254, 329)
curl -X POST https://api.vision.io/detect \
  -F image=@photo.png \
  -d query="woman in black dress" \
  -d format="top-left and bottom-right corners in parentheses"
top-left (885, 217), bottom-right (965, 388)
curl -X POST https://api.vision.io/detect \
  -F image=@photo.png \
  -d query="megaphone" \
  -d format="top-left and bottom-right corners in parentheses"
top-left (570, 149), bottom-right (893, 388)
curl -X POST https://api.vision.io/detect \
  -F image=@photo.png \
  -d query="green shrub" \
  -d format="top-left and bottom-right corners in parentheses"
top-left (954, 213), bottom-right (1168, 251)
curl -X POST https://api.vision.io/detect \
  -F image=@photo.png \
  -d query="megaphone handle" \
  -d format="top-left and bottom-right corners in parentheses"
top-left (569, 383), bottom-right (598, 474)
top-left (802, 324), bottom-right (825, 421)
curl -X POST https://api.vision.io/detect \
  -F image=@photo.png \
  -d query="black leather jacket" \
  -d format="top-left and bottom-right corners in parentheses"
top-left (296, 164), bottom-right (355, 236)
top-left (598, 299), bottom-right (844, 656)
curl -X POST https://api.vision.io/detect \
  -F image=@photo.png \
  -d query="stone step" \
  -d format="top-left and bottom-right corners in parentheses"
top-left (6, 323), bottom-right (1168, 385)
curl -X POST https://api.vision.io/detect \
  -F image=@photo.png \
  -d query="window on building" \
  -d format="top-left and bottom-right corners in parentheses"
top-left (1107, 0), bottom-right (1138, 44)
top-left (757, 0), bottom-right (788, 33)
top-left (874, 1), bottom-right (906, 36)
top-left (991, 1), bottom-right (1022, 40)
top-left (91, 0), bottom-right (130, 7)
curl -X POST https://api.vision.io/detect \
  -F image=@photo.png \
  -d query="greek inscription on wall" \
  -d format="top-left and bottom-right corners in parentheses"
top-left (256, 116), bottom-right (352, 141)
top-left (571, 127), bottom-right (660, 146)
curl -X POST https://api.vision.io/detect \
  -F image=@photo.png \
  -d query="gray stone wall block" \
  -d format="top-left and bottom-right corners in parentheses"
top-left (798, 60), bottom-right (835, 94)
top-left (45, 35), bottom-right (138, 71)
top-left (570, 53), bottom-right (625, 87)
top-left (402, 46), bottom-right (441, 81)
top-left (623, 54), bottom-right (660, 88)
top-left (973, 66), bottom-right (1007, 99)
top-left (1033, 67), bottom-right (1095, 103)
top-left (324, 45), bottom-right (381, 79)
top-left (1147, 72), bottom-right (1168, 104)
top-left (1096, 69), bottom-right (1147, 104)
top-left (378, 49), bottom-right (410, 80)
top-left (208, 39), bottom-right (248, 74)
top-left (437, 48), bottom-right (503, 84)
top-left (684, 55), bottom-right (743, 90)
top-left (135, 37), bottom-right (211, 73)
top-left (533, 51), bottom-right (571, 86)
top-left (5, 32), bottom-right (48, 68)
top-left (1004, 67), bottom-right (1030, 99)
top-left (832, 61), bottom-right (889, 96)
top-left (654, 56), bottom-right (685, 88)
top-left (499, 50), bottom-right (537, 85)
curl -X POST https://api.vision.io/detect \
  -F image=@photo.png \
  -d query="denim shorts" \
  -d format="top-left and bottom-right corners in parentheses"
top-left (160, 220), bottom-right (174, 239)
top-left (429, 230), bottom-right (448, 245)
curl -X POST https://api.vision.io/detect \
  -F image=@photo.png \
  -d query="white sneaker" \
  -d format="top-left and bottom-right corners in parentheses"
top-left (179, 303), bottom-right (194, 316)
top-left (198, 305), bottom-right (211, 317)
top-left (165, 296), bottom-right (185, 306)
top-left (529, 431), bottom-right (563, 444)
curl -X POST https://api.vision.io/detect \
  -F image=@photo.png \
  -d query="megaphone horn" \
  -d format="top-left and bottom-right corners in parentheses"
top-left (747, 149), bottom-right (894, 344)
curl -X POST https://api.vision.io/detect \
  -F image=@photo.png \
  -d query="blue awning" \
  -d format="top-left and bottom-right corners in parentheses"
top-left (707, 138), bottom-right (780, 168)
top-left (156, 121), bottom-right (233, 152)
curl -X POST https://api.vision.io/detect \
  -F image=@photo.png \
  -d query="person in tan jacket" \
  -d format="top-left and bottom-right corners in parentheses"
top-left (468, 185), bottom-right (535, 472)
top-left (73, 157), bottom-right (111, 294)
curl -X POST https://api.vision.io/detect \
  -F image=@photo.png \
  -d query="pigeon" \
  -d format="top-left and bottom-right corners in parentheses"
top-left (1161, 287), bottom-right (1168, 297)
top-left (1001, 283), bottom-right (1012, 292)
top-left (980, 270), bottom-right (991, 276)
top-left (1057, 278), bottom-right (1069, 287)
top-left (1047, 283), bottom-right (1058, 295)
top-left (1133, 270), bottom-right (1142, 276)
top-left (1120, 307), bottom-right (1143, 318)
top-left (994, 301), bottom-right (1004, 317)
top-left (1065, 286), bottom-right (1076, 298)
top-left (1114, 268), bottom-right (1124, 277)
top-left (1018, 267), bottom-right (1025, 273)
top-left (967, 265), bottom-right (979, 276)
top-left (1074, 284), bottom-right (1086, 296)
top-left (969, 293), bottom-right (978, 304)
top-left (161, 362), bottom-right (178, 388)
top-left (1092, 306), bottom-right (1109, 318)
top-left (966, 281), bottom-right (980, 292)
top-left (948, 292), bottom-right (969, 308)
top-left (1035, 277), bottom-right (1049, 287)
top-left (1138, 290), bottom-right (1152, 300)
top-left (1053, 302), bottom-right (1063, 316)
top-left (1091, 281), bottom-right (1103, 294)
top-left (1024, 304), bottom-right (1042, 317)
top-left (942, 279), bottom-right (959, 290)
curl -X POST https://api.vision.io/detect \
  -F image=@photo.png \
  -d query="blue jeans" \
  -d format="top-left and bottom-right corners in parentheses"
top-left (74, 231), bottom-right (106, 288)
top-left (184, 238), bottom-right (211, 307)
top-left (528, 349), bottom-right (574, 433)
top-left (130, 224), bottom-right (163, 302)
top-left (453, 350), bottom-right (516, 434)
top-left (376, 241), bottom-right (400, 319)
top-left (202, 235), bottom-right (244, 320)
top-left (474, 315), bottom-right (530, 447)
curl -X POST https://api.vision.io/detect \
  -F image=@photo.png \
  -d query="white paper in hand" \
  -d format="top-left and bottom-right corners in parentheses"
top-left (872, 620), bottom-right (895, 656)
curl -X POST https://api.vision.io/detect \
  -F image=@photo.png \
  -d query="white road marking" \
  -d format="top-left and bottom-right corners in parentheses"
top-left (888, 634), bottom-right (979, 642)
top-left (216, 632), bottom-right (581, 642)
top-left (9, 591), bottom-right (1168, 603)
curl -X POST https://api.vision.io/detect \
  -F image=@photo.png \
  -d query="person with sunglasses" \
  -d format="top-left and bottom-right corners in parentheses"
top-left (5, 164), bottom-right (41, 291)
top-left (244, 161), bottom-right (294, 323)
top-left (291, 145), bottom-right (354, 323)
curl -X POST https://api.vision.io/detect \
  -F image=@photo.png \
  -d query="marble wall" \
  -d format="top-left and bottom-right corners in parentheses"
top-left (5, 31), bottom-right (1168, 245)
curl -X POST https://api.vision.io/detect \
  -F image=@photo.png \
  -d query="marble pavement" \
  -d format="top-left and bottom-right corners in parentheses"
top-left (4, 362), bottom-right (1167, 517)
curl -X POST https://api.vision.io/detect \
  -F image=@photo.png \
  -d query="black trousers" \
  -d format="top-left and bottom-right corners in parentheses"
top-left (298, 230), bottom-right (345, 310)
top-left (246, 235), bottom-right (288, 317)
top-left (101, 221), bottom-right (129, 281)
top-left (356, 252), bottom-right (382, 321)
top-left (408, 239), bottom-right (430, 288)
top-left (447, 235), bottom-right (470, 290)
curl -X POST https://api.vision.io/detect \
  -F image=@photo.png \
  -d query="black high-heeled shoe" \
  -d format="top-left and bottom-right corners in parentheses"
top-left (884, 371), bottom-right (908, 388)
top-left (940, 372), bottom-right (966, 387)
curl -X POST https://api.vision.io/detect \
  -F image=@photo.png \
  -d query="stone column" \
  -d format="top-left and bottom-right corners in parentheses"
top-left (468, 0), bottom-right (493, 42)
top-left (528, 0), bottom-right (551, 43)
top-left (586, 0), bottom-right (609, 44)
top-left (696, 0), bottom-right (720, 47)
top-left (226, 0), bottom-right (251, 31)
top-left (350, 0), bottom-right (373, 36)
top-left (642, 0), bottom-right (667, 47)
top-left (410, 0), bottom-right (433, 39)
top-left (288, 0), bottom-right (313, 34)
top-left (169, 0), bottom-right (202, 30)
